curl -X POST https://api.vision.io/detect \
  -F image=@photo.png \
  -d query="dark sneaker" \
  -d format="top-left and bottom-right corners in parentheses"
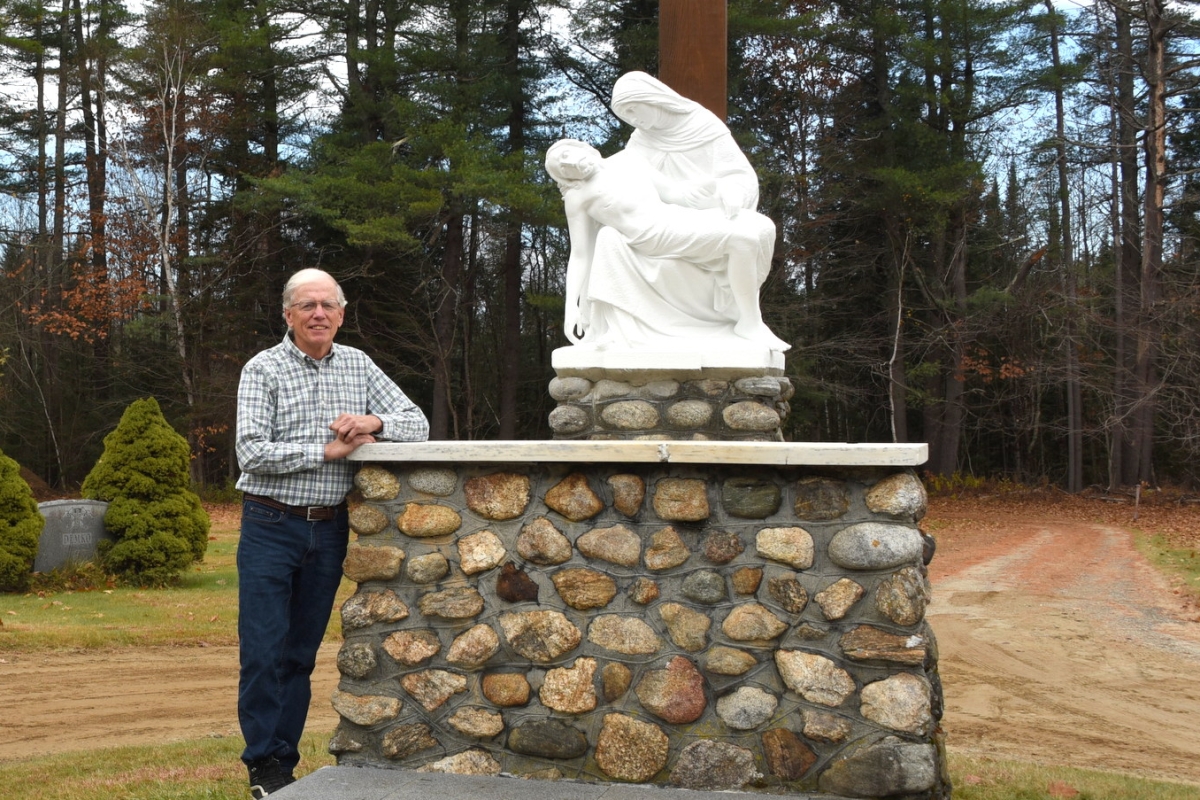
top-left (247, 757), bottom-right (294, 798)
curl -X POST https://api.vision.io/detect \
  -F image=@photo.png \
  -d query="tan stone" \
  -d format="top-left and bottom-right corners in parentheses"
top-left (607, 473), bottom-right (646, 516)
top-left (330, 690), bottom-right (402, 726)
top-left (448, 707), bottom-right (505, 738)
top-left (446, 623), bottom-right (500, 668)
top-left (628, 577), bottom-right (660, 604)
top-left (775, 650), bottom-right (856, 707)
top-left (840, 625), bottom-right (928, 665)
top-left (721, 603), bottom-right (788, 642)
top-left (587, 614), bottom-right (662, 655)
top-left (381, 723), bottom-right (437, 760)
top-left (875, 566), bottom-right (931, 626)
top-left (595, 714), bottom-right (669, 782)
top-left (382, 629), bottom-right (441, 666)
top-left (401, 669), bottom-right (467, 711)
top-left (354, 465), bottom-right (401, 501)
top-left (417, 748), bottom-right (502, 775)
top-left (348, 504), bottom-right (389, 536)
top-left (464, 472), bottom-right (531, 520)
top-left (861, 672), bottom-right (933, 734)
top-left (343, 544), bottom-right (405, 582)
top-left (576, 524), bottom-right (641, 567)
top-left (418, 587), bottom-right (485, 619)
top-left (602, 662), bottom-right (632, 701)
top-left (704, 646), bottom-right (757, 676)
top-left (456, 530), bottom-right (506, 575)
top-left (552, 568), bottom-right (618, 610)
top-left (865, 471), bottom-right (928, 520)
top-left (815, 578), bottom-right (865, 620)
top-left (481, 672), bottom-right (531, 706)
top-left (652, 478), bottom-right (710, 521)
top-left (544, 473), bottom-right (605, 521)
top-left (731, 566), bottom-right (763, 594)
top-left (516, 517), bottom-right (572, 565)
top-left (658, 602), bottom-right (711, 652)
top-left (644, 526), bottom-right (690, 571)
top-left (802, 709), bottom-right (852, 742)
top-left (396, 503), bottom-right (462, 538)
top-left (341, 589), bottom-right (409, 630)
top-left (755, 527), bottom-right (815, 569)
top-left (635, 655), bottom-right (707, 723)
top-left (498, 610), bottom-right (582, 662)
top-left (540, 657), bottom-right (598, 714)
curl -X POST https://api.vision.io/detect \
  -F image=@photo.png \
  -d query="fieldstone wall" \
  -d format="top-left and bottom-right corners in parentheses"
top-left (333, 460), bottom-right (949, 799)
top-left (548, 376), bottom-right (793, 441)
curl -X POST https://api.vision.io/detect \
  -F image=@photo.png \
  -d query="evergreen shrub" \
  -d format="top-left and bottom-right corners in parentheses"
top-left (0, 448), bottom-right (44, 592)
top-left (82, 397), bottom-right (209, 587)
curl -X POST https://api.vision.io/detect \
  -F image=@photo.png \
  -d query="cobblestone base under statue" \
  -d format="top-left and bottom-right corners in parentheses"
top-left (547, 375), bottom-right (793, 441)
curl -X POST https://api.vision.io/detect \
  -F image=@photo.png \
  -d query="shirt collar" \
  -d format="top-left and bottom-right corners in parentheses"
top-left (283, 330), bottom-right (337, 365)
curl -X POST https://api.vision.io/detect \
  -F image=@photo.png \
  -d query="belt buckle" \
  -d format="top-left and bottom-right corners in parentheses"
top-left (305, 506), bottom-right (320, 522)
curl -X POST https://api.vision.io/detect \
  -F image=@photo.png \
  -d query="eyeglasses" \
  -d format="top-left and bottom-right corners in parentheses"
top-left (289, 300), bottom-right (342, 314)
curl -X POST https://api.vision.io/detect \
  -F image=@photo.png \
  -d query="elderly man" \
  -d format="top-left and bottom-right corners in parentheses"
top-left (234, 268), bottom-right (428, 798)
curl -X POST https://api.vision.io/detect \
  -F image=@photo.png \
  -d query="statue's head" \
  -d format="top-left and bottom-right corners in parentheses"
top-left (611, 71), bottom-right (694, 129)
top-left (545, 139), bottom-right (602, 187)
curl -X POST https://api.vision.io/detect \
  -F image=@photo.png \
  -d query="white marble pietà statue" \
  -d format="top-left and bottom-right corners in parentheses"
top-left (548, 71), bottom-right (790, 367)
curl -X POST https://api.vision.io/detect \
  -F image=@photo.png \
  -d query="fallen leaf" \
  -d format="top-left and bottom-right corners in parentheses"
top-left (1048, 780), bottom-right (1079, 798)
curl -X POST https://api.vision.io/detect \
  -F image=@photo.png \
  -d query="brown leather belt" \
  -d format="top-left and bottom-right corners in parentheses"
top-left (244, 493), bottom-right (346, 522)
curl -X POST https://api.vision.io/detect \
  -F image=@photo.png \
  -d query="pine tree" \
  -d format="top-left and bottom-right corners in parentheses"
top-left (81, 397), bottom-right (209, 587)
top-left (0, 448), bottom-right (45, 593)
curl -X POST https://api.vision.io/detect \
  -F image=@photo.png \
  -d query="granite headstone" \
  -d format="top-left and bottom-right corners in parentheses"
top-left (32, 499), bottom-right (112, 572)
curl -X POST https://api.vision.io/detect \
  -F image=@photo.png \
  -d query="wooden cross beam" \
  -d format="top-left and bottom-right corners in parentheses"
top-left (658, 0), bottom-right (727, 120)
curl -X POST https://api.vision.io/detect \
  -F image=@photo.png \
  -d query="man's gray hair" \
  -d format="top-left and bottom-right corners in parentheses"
top-left (282, 268), bottom-right (347, 312)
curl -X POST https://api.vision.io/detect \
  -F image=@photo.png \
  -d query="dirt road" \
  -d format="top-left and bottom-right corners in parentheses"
top-left (2, 497), bottom-right (1199, 786)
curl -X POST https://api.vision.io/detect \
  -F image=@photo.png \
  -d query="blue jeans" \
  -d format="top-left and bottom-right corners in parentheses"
top-left (237, 498), bottom-right (348, 772)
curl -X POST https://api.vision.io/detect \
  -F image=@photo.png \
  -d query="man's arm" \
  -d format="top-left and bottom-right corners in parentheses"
top-left (236, 362), bottom-right (326, 475)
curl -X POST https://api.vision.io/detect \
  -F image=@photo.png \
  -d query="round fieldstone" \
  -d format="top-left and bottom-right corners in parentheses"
top-left (803, 709), bottom-right (853, 742)
top-left (756, 527), bottom-right (815, 569)
top-left (794, 477), bottom-right (850, 520)
top-left (815, 578), bottom-right (866, 620)
top-left (607, 473), bottom-right (645, 516)
top-left (722, 401), bottom-right (780, 432)
top-left (457, 530), bottom-right (506, 575)
top-left (716, 686), bottom-right (778, 730)
top-left (341, 589), bottom-right (409, 630)
top-left (382, 723), bottom-right (438, 760)
top-left (354, 465), bottom-right (401, 501)
top-left (396, 503), bottom-right (462, 538)
top-left (418, 587), bottom-right (485, 619)
top-left (401, 669), bottom-right (467, 711)
top-left (876, 566), bottom-right (931, 625)
top-left (405, 552), bottom-right (450, 584)
top-left (818, 736), bottom-right (939, 797)
top-left (382, 629), bottom-right (441, 666)
top-left (602, 662), bottom-right (632, 701)
top-left (576, 524), bottom-right (642, 566)
top-left (552, 567), bottom-right (618, 610)
top-left (828, 523), bottom-right (924, 570)
top-left (731, 566), bottom-right (763, 594)
top-left (703, 530), bottom-right (744, 564)
top-left (594, 379), bottom-right (634, 400)
top-left (694, 379), bottom-right (730, 396)
top-left (628, 576), bottom-right (660, 604)
top-left (704, 646), bottom-right (757, 676)
top-left (548, 405), bottom-right (591, 435)
top-left (861, 672), bottom-right (933, 734)
top-left (635, 656), bottom-right (707, 724)
top-left (540, 657), bottom-right (598, 714)
top-left (721, 478), bottom-right (781, 518)
top-left (665, 399), bottom-right (714, 429)
top-left (545, 472), bottom-right (605, 521)
top-left (588, 615), bottom-right (661, 654)
top-left (509, 719), bottom-right (589, 759)
top-left (600, 400), bottom-right (659, 430)
top-left (642, 380), bottom-right (682, 399)
top-left (595, 713), bottom-right (669, 782)
top-left (652, 478), bottom-right (709, 521)
top-left (331, 690), bottom-right (402, 727)
top-left (658, 602), bottom-right (711, 652)
top-left (446, 623), bottom-right (500, 667)
top-left (735, 376), bottom-right (785, 396)
top-left (644, 526), bottom-right (690, 570)
top-left (766, 574), bottom-right (809, 614)
top-left (343, 544), bottom-right (405, 582)
top-left (762, 728), bottom-right (817, 780)
top-left (775, 650), bottom-right (856, 707)
top-left (548, 376), bottom-right (593, 401)
top-left (498, 610), bottom-right (582, 662)
top-left (349, 504), bottom-right (389, 536)
top-left (517, 517), bottom-right (573, 565)
top-left (682, 570), bottom-right (727, 605)
top-left (721, 603), bottom-right (787, 642)
top-left (670, 740), bottom-right (761, 791)
top-left (448, 707), bottom-right (505, 738)
top-left (482, 672), bottom-right (530, 706)
top-left (336, 641), bottom-right (377, 678)
top-left (865, 471), bottom-right (928, 520)
top-left (464, 472), bottom-right (531, 520)
top-left (407, 467), bottom-right (458, 496)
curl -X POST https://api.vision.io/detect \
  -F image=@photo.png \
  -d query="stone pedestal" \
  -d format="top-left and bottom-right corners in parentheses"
top-left (337, 442), bottom-right (948, 799)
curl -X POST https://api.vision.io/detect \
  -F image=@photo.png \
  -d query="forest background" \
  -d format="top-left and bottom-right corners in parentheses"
top-left (3, 0), bottom-right (1200, 494)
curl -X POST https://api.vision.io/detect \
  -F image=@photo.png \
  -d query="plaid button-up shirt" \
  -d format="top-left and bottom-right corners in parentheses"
top-left (235, 333), bottom-right (429, 506)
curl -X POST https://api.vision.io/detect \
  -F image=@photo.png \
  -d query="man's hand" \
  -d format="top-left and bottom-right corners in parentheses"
top-left (324, 432), bottom-right (376, 461)
top-left (330, 414), bottom-right (382, 442)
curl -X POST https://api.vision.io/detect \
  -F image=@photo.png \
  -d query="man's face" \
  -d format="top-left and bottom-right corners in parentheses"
top-left (284, 276), bottom-right (344, 359)
top-left (555, 145), bottom-right (599, 182)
